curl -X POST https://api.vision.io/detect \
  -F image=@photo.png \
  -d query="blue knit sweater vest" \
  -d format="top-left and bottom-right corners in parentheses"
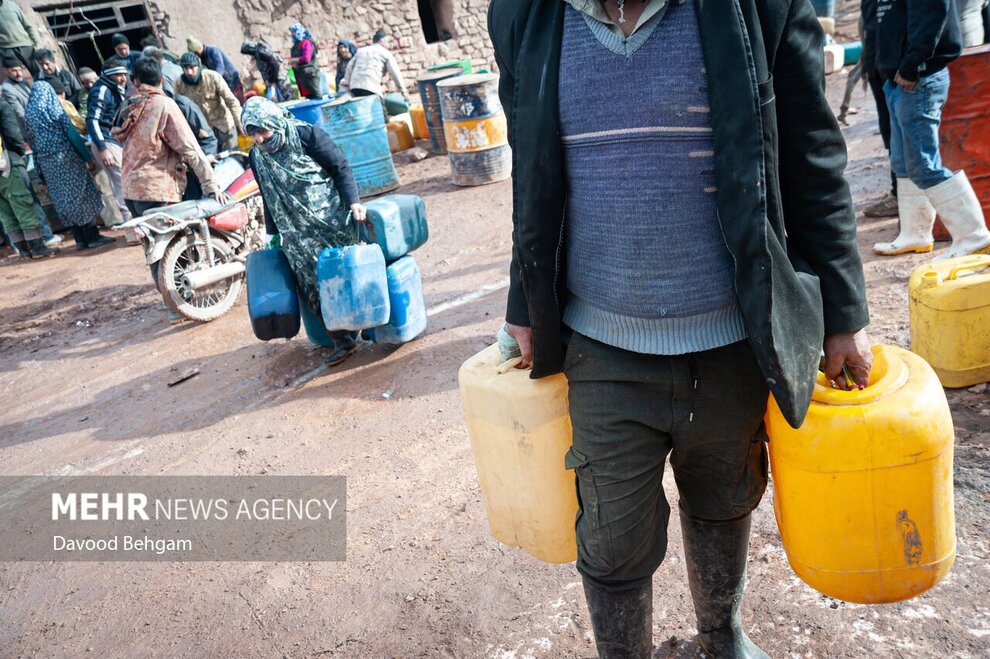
top-left (559, 1), bottom-right (747, 355)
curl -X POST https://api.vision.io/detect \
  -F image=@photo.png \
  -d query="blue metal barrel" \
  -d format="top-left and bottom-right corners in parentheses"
top-left (286, 98), bottom-right (330, 127)
top-left (322, 95), bottom-right (401, 198)
top-left (436, 73), bottom-right (511, 186)
top-left (416, 67), bottom-right (464, 154)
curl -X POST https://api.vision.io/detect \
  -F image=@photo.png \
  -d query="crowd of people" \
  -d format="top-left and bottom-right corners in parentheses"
top-left (0, 7), bottom-right (410, 263)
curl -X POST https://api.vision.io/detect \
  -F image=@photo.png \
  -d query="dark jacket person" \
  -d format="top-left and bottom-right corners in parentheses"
top-left (489, 1), bottom-right (872, 657)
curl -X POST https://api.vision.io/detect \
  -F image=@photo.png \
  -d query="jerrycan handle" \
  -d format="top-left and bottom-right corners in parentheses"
top-left (947, 258), bottom-right (990, 281)
top-left (496, 357), bottom-right (523, 374)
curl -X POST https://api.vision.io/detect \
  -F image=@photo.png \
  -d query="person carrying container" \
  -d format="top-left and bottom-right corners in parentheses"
top-left (339, 29), bottom-right (410, 101)
top-left (241, 40), bottom-right (292, 102)
top-left (489, 0), bottom-right (873, 657)
top-left (241, 96), bottom-right (369, 366)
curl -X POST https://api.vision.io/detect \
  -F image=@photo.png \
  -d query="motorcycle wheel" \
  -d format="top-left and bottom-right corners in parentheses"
top-left (158, 234), bottom-right (242, 322)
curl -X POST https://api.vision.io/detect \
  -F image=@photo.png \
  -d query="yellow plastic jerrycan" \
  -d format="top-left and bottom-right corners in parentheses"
top-left (910, 255), bottom-right (990, 388)
top-left (458, 344), bottom-right (577, 563)
top-left (765, 345), bottom-right (955, 604)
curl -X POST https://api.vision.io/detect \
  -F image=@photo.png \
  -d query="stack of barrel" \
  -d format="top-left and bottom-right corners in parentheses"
top-left (416, 67), bottom-right (466, 154)
top-left (436, 73), bottom-right (512, 186)
top-left (936, 44), bottom-right (990, 239)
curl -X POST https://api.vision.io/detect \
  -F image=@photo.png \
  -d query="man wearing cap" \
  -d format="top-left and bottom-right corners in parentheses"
top-left (1, 56), bottom-right (32, 122)
top-left (34, 48), bottom-right (83, 109)
top-left (185, 37), bottom-right (243, 100)
top-left (339, 29), bottom-right (410, 100)
top-left (110, 33), bottom-right (141, 72)
top-left (86, 60), bottom-right (132, 222)
top-left (0, 0), bottom-right (41, 77)
top-left (174, 51), bottom-right (243, 151)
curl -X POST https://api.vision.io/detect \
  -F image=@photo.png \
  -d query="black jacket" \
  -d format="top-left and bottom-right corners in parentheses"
top-left (250, 124), bottom-right (360, 236)
top-left (85, 76), bottom-right (125, 151)
top-left (875, 0), bottom-right (962, 82)
top-left (488, 0), bottom-right (870, 428)
top-left (0, 97), bottom-right (26, 166)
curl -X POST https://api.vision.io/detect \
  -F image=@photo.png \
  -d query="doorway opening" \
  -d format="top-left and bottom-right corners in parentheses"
top-left (417, 0), bottom-right (456, 43)
top-left (36, 0), bottom-right (158, 74)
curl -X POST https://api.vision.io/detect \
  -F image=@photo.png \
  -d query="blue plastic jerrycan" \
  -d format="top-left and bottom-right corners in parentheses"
top-left (369, 255), bottom-right (427, 344)
top-left (360, 194), bottom-right (429, 262)
top-left (317, 243), bottom-right (390, 331)
top-left (300, 301), bottom-right (334, 347)
top-left (246, 248), bottom-right (300, 341)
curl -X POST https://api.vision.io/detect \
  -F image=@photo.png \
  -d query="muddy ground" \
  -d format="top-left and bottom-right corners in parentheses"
top-left (1, 12), bottom-right (989, 659)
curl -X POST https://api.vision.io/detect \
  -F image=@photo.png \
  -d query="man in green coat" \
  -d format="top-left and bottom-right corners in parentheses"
top-left (489, 0), bottom-right (873, 657)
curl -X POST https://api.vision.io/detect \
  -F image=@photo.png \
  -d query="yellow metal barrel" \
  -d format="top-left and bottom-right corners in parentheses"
top-left (436, 73), bottom-right (512, 186)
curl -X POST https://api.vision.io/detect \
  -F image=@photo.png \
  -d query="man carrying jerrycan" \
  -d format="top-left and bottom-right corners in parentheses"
top-left (490, 1), bottom-right (873, 657)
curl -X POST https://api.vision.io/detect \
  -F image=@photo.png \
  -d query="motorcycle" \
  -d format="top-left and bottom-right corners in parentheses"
top-left (120, 151), bottom-right (267, 322)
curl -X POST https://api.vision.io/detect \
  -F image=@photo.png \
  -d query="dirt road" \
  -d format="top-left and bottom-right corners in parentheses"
top-left (2, 30), bottom-right (989, 659)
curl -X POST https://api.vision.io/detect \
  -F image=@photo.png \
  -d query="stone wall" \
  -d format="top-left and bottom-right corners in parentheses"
top-left (21, 0), bottom-right (495, 94)
top-left (232, 0), bottom-right (495, 92)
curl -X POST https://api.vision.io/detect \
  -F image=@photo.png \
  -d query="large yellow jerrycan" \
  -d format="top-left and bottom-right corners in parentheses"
top-left (909, 254), bottom-right (990, 388)
top-left (765, 345), bottom-right (955, 604)
top-left (458, 344), bottom-right (577, 563)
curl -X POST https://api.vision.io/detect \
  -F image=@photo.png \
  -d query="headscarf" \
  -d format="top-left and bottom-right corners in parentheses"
top-left (337, 40), bottom-right (357, 60)
top-left (335, 40), bottom-right (358, 87)
top-left (289, 23), bottom-right (312, 44)
top-left (25, 82), bottom-right (75, 157)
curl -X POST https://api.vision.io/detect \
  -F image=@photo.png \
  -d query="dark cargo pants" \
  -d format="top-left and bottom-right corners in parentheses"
top-left (563, 332), bottom-right (770, 591)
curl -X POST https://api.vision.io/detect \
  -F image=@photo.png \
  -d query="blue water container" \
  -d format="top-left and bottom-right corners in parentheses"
top-left (246, 248), bottom-right (300, 341)
top-left (300, 301), bottom-right (334, 347)
top-left (317, 243), bottom-right (390, 331)
top-left (287, 97), bottom-right (330, 127)
top-left (322, 95), bottom-right (400, 198)
top-left (369, 256), bottom-right (427, 344)
top-left (361, 194), bottom-right (429, 262)
top-left (843, 41), bottom-right (862, 66)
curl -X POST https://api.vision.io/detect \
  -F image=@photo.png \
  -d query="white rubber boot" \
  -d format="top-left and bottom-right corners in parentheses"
top-left (872, 178), bottom-right (936, 256)
top-left (925, 171), bottom-right (990, 262)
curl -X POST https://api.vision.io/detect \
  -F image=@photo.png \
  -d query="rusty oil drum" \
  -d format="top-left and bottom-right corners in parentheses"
top-left (936, 44), bottom-right (990, 239)
top-left (321, 95), bottom-right (400, 198)
top-left (436, 73), bottom-right (512, 186)
top-left (416, 67), bottom-right (465, 154)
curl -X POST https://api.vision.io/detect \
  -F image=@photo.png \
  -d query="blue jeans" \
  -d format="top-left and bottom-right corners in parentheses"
top-left (884, 68), bottom-right (954, 190)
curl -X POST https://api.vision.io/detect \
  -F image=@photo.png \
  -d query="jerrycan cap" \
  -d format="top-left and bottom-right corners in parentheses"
top-left (812, 345), bottom-right (910, 407)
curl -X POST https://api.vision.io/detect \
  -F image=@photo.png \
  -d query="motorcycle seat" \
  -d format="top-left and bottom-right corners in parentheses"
top-left (144, 198), bottom-right (234, 221)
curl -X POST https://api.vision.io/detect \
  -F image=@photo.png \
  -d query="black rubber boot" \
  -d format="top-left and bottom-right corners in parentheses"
top-left (681, 513), bottom-right (768, 659)
top-left (71, 226), bottom-right (88, 250)
top-left (13, 240), bottom-right (31, 258)
top-left (582, 577), bottom-right (654, 659)
top-left (25, 238), bottom-right (58, 258)
top-left (84, 224), bottom-right (116, 248)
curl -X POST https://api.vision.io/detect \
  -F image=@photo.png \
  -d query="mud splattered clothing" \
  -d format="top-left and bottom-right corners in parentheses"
top-left (113, 84), bottom-right (219, 203)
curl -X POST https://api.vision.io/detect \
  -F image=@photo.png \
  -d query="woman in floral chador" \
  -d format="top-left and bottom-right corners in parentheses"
top-left (242, 97), bottom-right (367, 365)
